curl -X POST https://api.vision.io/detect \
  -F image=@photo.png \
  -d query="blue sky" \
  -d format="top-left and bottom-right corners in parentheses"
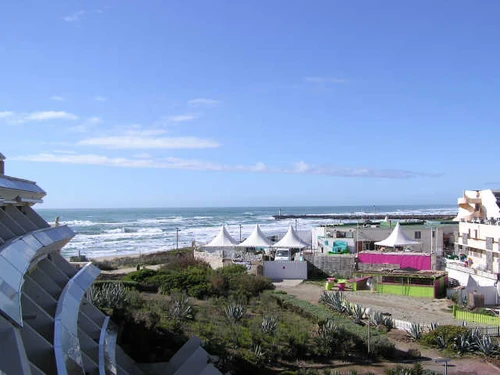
top-left (2, 1), bottom-right (500, 208)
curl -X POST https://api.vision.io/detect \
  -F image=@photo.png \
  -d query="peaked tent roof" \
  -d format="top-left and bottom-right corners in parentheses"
top-left (272, 226), bottom-right (310, 249)
top-left (205, 225), bottom-right (239, 247)
top-left (238, 224), bottom-right (273, 247)
top-left (374, 222), bottom-right (420, 247)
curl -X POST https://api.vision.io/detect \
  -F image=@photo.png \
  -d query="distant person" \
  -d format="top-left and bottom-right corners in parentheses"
top-left (54, 216), bottom-right (60, 227)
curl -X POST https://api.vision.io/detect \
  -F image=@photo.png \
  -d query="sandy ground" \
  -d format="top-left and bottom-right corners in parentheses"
top-left (273, 280), bottom-right (500, 375)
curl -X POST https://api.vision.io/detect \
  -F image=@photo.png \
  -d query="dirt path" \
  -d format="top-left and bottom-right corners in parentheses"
top-left (274, 280), bottom-right (500, 374)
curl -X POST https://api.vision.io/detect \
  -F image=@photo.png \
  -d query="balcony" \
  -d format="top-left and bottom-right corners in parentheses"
top-left (445, 260), bottom-right (497, 281)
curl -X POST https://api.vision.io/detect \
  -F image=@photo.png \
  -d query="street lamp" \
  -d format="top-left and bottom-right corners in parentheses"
top-left (239, 224), bottom-right (242, 242)
top-left (176, 227), bottom-right (180, 250)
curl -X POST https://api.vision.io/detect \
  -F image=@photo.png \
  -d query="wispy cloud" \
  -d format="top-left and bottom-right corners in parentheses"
top-left (188, 98), bottom-right (220, 107)
top-left (0, 111), bottom-right (14, 119)
top-left (63, 10), bottom-right (86, 22)
top-left (0, 110), bottom-right (79, 124)
top-left (50, 96), bottom-right (66, 101)
top-left (167, 115), bottom-right (198, 122)
top-left (12, 152), bottom-right (441, 179)
top-left (68, 117), bottom-right (102, 133)
top-left (79, 135), bottom-right (220, 149)
top-left (302, 77), bottom-right (348, 84)
top-left (94, 96), bottom-right (107, 102)
top-left (24, 111), bottom-right (78, 121)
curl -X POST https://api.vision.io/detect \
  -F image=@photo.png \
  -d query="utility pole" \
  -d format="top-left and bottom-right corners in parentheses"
top-left (176, 227), bottom-right (180, 250)
top-left (239, 224), bottom-right (242, 242)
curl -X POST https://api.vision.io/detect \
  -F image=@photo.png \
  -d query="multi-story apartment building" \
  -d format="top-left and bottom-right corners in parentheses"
top-left (447, 189), bottom-right (500, 305)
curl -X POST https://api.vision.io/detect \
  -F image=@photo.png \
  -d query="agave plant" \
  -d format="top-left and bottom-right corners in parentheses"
top-left (261, 315), bottom-right (278, 335)
top-left (370, 311), bottom-right (384, 326)
top-left (434, 334), bottom-right (446, 349)
top-left (225, 302), bottom-right (246, 322)
top-left (406, 323), bottom-right (423, 341)
top-left (430, 322), bottom-right (439, 331)
top-left (168, 293), bottom-right (193, 320)
top-left (351, 304), bottom-right (365, 325)
top-left (87, 282), bottom-right (129, 310)
top-left (476, 335), bottom-right (499, 356)
top-left (320, 291), bottom-right (346, 314)
top-left (315, 320), bottom-right (341, 357)
top-left (252, 342), bottom-right (267, 364)
top-left (454, 332), bottom-right (474, 355)
top-left (382, 316), bottom-right (394, 330)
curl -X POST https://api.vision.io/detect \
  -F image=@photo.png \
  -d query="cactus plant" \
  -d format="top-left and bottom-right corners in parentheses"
top-left (225, 302), bottom-right (246, 322)
top-left (261, 315), bottom-right (278, 335)
top-left (87, 282), bottom-right (129, 310)
top-left (168, 293), bottom-right (193, 320)
top-left (406, 323), bottom-right (423, 341)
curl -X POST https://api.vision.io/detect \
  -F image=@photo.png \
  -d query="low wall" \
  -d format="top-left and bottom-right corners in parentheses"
top-left (263, 261), bottom-right (307, 280)
top-left (303, 253), bottom-right (355, 278)
top-left (194, 251), bottom-right (224, 269)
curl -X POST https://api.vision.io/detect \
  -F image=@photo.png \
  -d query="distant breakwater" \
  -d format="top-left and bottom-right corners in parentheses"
top-left (273, 214), bottom-right (456, 221)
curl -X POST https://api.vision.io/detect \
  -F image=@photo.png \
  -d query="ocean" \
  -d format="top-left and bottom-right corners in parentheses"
top-left (37, 205), bottom-right (458, 259)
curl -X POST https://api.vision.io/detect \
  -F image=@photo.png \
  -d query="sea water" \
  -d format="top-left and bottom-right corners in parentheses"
top-left (37, 205), bottom-right (457, 258)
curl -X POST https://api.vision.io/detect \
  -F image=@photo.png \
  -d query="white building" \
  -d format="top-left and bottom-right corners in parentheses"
top-left (312, 222), bottom-right (456, 256)
top-left (447, 189), bottom-right (500, 305)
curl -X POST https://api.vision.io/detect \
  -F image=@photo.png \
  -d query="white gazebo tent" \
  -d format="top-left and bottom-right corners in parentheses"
top-left (374, 222), bottom-right (420, 249)
top-left (272, 226), bottom-right (310, 249)
top-left (238, 224), bottom-right (272, 248)
top-left (205, 225), bottom-right (239, 248)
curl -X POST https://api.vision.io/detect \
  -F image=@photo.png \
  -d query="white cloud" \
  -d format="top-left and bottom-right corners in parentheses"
top-left (52, 150), bottom-right (78, 154)
top-left (302, 77), bottom-right (348, 84)
top-left (68, 117), bottom-right (102, 133)
top-left (188, 98), bottom-right (220, 107)
top-left (94, 96), bottom-right (107, 102)
top-left (24, 111), bottom-right (78, 121)
top-left (0, 111), bottom-right (14, 119)
top-left (79, 135), bottom-right (220, 149)
top-left (11, 152), bottom-right (441, 179)
top-left (50, 96), bottom-right (65, 101)
top-left (63, 10), bottom-right (86, 22)
top-left (167, 115), bottom-right (198, 122)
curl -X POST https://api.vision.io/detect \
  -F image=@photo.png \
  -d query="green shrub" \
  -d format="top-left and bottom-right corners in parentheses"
top-left (92, 260), bottom-right (117, 271)
top-left (420, 325), bottom-right (470, 349)
top-left (268, 291), bottom-right (395, 359)
top-left (123, 268), bottom-right (158, 283)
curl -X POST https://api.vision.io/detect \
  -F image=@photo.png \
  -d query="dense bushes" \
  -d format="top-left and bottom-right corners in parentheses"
top-left (269, 291), bottom-right (395, 359)
top-left (123, 262), bottom-right (274, 299)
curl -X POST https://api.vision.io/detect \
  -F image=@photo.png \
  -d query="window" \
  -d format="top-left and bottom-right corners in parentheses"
top-left (474, 230), bottom-right (478, 239)
top-left (415, 231), bottom-right (421, 239)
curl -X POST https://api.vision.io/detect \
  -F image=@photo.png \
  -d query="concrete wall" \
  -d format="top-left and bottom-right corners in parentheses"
top-left (303, 253), bottom-right (355, 278)
top-left (263, 261), bottom-right (307, 280)
top-left (194, 251), bottom-right (224, 269)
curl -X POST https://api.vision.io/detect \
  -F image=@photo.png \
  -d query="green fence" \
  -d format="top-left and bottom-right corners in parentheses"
top-left (453, 305), bottom-right (500, 326)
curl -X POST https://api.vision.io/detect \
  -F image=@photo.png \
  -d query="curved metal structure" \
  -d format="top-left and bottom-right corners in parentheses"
top-left (0, 226), bottom-right (74, 327)
top-left (54, 263), bottom-right (100, 375)
top-left (0, 153), bottom-right (220, 375)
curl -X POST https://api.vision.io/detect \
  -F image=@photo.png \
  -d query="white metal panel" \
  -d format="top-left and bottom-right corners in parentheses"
top-left (54, 263), bottom-right (100, 375)
top-left (263, 261), bottom-right (307, 280)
